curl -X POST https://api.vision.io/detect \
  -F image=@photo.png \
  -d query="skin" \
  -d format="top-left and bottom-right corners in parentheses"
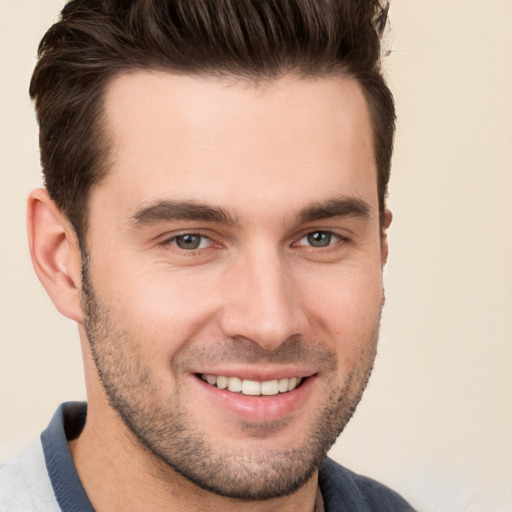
top-left (27, 72), bottom-right (392, 512)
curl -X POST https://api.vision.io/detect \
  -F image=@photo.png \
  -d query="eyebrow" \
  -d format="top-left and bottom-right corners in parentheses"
top-left (131, 196), bottom-right (371, 228)
top-left (131, 200), bottom-right (239, 226)
top-left (294, 197), bottom-right (372, 225)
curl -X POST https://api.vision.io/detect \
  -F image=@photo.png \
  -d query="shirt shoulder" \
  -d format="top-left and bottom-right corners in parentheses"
top-left (0, 440), bottom-right (61, 512)
top-left (319, 457), bottom-right (416, 512)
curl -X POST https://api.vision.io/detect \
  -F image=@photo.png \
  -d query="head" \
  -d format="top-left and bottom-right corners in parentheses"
top-left (28, 0), bottom-right (395, 504)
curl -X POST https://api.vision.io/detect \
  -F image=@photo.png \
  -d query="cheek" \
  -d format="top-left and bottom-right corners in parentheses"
top-left (299, 262), bottom-right (383, 342)
top-left (105, 269), bottom-right (222, 356)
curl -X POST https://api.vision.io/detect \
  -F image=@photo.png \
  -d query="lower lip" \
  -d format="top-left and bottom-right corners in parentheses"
top-left (193, 375), bottom-right (316, 424)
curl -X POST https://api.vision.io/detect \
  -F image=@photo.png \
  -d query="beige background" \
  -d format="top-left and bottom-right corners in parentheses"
top-left (1, 1), bottom-right (511, 510)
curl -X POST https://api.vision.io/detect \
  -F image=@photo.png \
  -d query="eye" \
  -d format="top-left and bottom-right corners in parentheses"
top-left (299, 231), bottom-right (339, 248)
top-left (170, 234), bottom-right (211, 250)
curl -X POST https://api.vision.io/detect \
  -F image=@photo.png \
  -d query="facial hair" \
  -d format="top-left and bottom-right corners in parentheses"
top-left (81, 256), bottom-right (381, 501)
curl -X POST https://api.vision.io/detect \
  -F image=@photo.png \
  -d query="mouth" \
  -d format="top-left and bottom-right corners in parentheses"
top-left (193, 371), bottom-right (316, 423)
top-left (198, 374), bottom-right (304, 396)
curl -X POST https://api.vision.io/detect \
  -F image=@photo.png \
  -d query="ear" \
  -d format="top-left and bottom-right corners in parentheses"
top-left (380, 208), bottom-right (393, 266)
top-left (27, 188), bottom-right (84, 322)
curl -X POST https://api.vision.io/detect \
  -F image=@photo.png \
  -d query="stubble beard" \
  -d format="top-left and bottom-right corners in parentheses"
top-left (81, 257), bottom-right (381, 501)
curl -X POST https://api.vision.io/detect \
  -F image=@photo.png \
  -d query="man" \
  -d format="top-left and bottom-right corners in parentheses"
top-left (0, 1), bottom-right (415, 510)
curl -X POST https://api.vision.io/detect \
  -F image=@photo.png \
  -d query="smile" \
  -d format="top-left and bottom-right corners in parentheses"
top-left (200, 374), bottom-right (304, 396)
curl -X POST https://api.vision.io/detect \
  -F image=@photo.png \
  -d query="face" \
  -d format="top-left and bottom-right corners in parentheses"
top-left (81, 72), bottom-right (387, 500)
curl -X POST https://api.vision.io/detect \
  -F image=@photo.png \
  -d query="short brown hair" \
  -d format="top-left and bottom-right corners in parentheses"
top-left (30, 0), bottom-right (395, 238)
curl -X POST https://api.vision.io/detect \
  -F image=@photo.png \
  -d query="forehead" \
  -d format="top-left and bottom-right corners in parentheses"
top-left (97, 71), bottom-right (377, 220)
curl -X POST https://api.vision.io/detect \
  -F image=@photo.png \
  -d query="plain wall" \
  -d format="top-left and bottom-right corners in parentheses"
top-left (1, 1), bottom-right (511, 511)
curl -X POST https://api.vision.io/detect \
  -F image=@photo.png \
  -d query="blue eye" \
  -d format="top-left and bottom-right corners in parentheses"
top-left (172, 234), bottom-right (210, 250)
top-left (301, 231), bottom-right (338, 248)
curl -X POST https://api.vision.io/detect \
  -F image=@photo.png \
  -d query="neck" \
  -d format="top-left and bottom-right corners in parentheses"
top-left (69, 400), bottom-right (320, 512)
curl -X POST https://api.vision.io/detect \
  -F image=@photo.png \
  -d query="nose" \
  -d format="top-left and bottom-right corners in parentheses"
top-left (219, 246), bottom-right (308, 351)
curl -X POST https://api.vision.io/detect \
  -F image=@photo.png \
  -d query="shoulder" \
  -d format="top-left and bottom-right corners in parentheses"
top-left (319, 457), bottom-right (416, 512)
top-left (0, 440), bottom-right (60, 512)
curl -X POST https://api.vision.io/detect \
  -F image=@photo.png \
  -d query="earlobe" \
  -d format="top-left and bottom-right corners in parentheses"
top-left (27, 188), bottom-right (84, 322)
top-left (380, 208), bottom-right (393, 266)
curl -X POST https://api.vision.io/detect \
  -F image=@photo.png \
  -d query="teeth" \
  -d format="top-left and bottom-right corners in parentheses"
top-left (241, 380), bottom-right (260, 396)
top-left (261, 379), bottom-right (279, 396)
top-left (288, 377), bottom-right (298, 391)
top-left (227, 376), bottom-right (242, 392)
top-left (201, 374), bottom-right (303, 396)
top-left (278, 378), bottom-right (289, 393)
top-left (216, 376), bottom-right (228, 389)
